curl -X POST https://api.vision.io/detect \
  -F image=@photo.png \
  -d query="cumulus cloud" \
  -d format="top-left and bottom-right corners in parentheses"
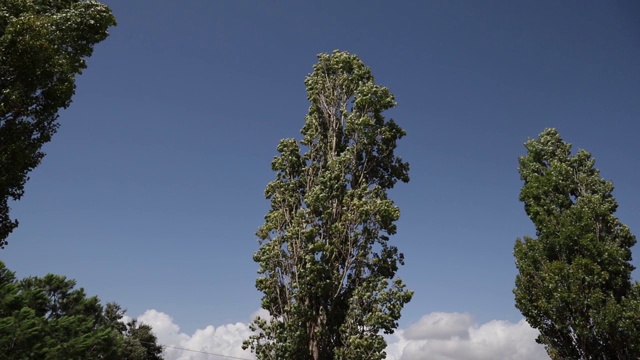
top-left (134, 310), bottom-right (549, 360)
top-left (403, 312), bottom-right (474, 340)
top-left (136, 310), bottom-right (255, 360)
top-left (387, 313), bottom-right (550, 360)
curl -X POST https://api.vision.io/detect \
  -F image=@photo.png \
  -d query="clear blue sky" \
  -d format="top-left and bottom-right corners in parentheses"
top-left (3, 0), bottom-right (639, 337)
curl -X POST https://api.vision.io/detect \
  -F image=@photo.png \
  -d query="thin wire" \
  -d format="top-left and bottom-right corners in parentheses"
top-left (141, 341), bottom-right (253, 360)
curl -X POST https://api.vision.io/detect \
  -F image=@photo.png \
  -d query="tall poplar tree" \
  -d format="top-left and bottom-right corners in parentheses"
top-left (244, 51), bottom-right (412, 360)
top-left (514, 128), bottom-right (640, 359)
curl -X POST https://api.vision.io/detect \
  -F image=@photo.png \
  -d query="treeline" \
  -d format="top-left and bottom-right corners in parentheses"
top-left (1, 1), bottom-right (638, 359)
top-left (245, 51), bottom-right (640, 360)
top-left (0, 262), bottom-right (163, 359)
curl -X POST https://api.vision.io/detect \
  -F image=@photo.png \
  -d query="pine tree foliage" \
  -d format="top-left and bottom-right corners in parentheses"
top-left (0, 261), bottom-right (164, 359)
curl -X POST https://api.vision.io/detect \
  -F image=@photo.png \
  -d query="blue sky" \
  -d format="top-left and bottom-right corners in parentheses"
top-left (3, 1), bottom-right (640, 357)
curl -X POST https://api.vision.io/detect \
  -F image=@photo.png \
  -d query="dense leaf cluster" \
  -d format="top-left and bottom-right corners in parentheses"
top-left (0, 261), bottom-right (164, 360)
top-left (0, 0), bottom-right (116, 247)
top-left (514, 128), bottom-right (640, 359)
top-left (244, 51), bottom-right (412, 360)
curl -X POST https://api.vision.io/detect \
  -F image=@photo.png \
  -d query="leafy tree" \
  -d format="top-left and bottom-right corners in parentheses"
top-left (244, 50), bottom-right (412, 360)
top-left (514, 128), bottom-right (640, 359)
top-left (0, 261), bottom-right (164, 359)
top-left (0, 0), bottom-right (116, 248)
top-left (103, 303), bottom-right (164, 360)
top-left (122, 318), bottom-right (165, 360)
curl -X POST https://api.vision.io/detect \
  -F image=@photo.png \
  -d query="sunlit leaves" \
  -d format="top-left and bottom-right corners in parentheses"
top-left (245, 50), bottom-right (412, 359)
top-left (0, 0), bottom-right (116, 247)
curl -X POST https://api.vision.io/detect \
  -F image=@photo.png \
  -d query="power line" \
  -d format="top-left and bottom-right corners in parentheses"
top-left (141, 341), bottom-right (253, 360)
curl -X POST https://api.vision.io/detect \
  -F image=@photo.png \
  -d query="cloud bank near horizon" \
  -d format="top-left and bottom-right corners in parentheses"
top-left (385, 312), bottom-right (549, 360)
top-left (136, 310), bottom-right (549, 360)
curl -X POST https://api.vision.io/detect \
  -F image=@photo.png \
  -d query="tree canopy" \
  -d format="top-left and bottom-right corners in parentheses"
top-left (0, 0), bottom-right (116, 247)
top-left (514, 128), bottom-right (640, 359)
top-left (0, 261), bottom-right (164, 359)
top-left (244, 50), bottom-right (412, 360)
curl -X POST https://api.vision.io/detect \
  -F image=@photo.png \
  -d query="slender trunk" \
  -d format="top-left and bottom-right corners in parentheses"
top-left (308, 308), bottom-right (328, 360)
top-left (309, 319), bottom-right (320, 360)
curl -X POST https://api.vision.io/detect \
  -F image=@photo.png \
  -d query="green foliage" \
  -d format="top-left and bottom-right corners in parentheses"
top-left (122, 317), bottom-right (165, 360)
top-left (0, 0), bottom-right (116, 247)
top-left (244, 50), bottom-right (412, 360)
top-left (0, 261), bottom-right (164, 359)
top-left (514, 128), bottom-right (640, 359)
top-left (103, 302), bottom-right (164, 360)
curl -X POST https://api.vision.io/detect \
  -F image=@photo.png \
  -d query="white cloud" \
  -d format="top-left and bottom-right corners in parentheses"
top-left (136, 310), bottom-right (255, 360)
top-left (403, 312), bottom-right (474, 340)
top-left (388, 314), bottom-right (550, 360)
top-left (134, 310), bottom-right (549, 360)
